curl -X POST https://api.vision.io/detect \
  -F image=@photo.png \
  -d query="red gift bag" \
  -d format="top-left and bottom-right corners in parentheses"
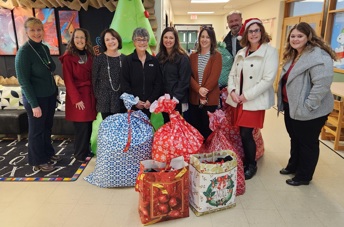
top-left (221, 88), bottom-right (265, 160)
top-left (135, 157), bottom-right (189, 225)
top-left (199, 109), bottom-right (245, 196)
top-left (150, 95), bottom-right (204, 163)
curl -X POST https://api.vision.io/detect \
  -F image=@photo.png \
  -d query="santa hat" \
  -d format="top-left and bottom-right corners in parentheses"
top-left (237, 18), bottom-right (262, 41)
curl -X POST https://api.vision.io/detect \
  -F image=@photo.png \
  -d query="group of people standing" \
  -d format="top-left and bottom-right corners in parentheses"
top-left (15, 11), bottom-right (336, 187)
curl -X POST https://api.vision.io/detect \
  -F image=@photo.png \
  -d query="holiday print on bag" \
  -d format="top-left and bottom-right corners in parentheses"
top-left (203, 174), bottom-right (235, 207)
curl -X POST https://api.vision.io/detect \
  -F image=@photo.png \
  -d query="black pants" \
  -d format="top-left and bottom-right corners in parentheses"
top-left (188, 104), bottom-right (217, 141)
top-left (73, 121), bottom-right (92, 161)
top-left (23, 93), bottom-right (56, 166)
top-left (101, 112), bottom-right (112, 121)
top-left (283, 103), bottom-right (328, 181)
top-left (240, 127), bottom-right (256, 167)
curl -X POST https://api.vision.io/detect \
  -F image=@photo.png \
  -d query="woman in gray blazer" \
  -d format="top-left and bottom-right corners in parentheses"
top-left (277, 22), bottom-right (337, 186)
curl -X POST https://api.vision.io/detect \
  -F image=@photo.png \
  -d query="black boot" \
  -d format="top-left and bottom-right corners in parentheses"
top-left (244, 164), bottom-right (257, 180)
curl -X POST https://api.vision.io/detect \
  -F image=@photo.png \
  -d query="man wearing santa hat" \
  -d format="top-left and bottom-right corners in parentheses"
top-left (223, 10), bottom-right (243, 57)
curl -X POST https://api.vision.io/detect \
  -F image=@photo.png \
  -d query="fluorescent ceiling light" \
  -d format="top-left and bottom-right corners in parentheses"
top-left (187, 12), bottom-right (214, 14)
top-left (191, 0), bottom-right (230, 3)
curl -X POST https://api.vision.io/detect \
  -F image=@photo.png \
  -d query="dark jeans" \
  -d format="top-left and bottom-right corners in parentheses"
top-left (283, 103), bottom-right (328, 181)
top-left (23, 93), bottom-right (56, 166)
top-left (187, 104), bottom-right (217, 141)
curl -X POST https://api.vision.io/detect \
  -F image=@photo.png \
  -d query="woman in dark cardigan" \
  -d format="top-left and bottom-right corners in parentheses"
top-left (15, 17), bottom-right (60, 172)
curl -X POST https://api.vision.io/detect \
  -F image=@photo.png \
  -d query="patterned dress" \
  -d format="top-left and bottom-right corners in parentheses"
top-left (92, 53), bottom-right (123, 114)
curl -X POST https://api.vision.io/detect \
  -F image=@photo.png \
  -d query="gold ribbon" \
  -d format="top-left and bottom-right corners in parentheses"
top-left (152, 183), bottom-right (168, 194)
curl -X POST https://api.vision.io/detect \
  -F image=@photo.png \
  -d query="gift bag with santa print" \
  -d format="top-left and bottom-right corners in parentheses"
top-left (199, 109), bottom-right (245, 196)
top-left (189, 150), bottom-right (237, 216)
top-left (221, 88), bottom-right (265, 160)
top-left (150, 94), bottom-right (204, 163)
top-left (135, 156), bottom-right (189, 225)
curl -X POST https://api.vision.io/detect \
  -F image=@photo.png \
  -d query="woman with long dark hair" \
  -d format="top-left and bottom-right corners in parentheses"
top-left (156, 27), bottom-right (191, 121)
top-left (59, 28), bottom-right (96, 162)
top-left (189, 26), bottom-right (222, 140)
top-left (277, 22), bottom-right (336, 186)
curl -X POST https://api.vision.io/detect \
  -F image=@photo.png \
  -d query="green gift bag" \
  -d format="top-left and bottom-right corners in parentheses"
top-left (90, 112), bottom-right (103, 155)
top-left (150, 112), bottom-right (164, 131)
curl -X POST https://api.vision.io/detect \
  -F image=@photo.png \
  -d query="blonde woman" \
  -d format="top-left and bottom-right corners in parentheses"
top-left (15, 17), bottom-right (60, 171)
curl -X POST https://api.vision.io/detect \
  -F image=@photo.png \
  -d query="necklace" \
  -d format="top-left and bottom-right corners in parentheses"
top-left (78, 54), bottom-right (87, 64)
top-left (106, 54), bottom-right (121, 92)
top-left (28, 41), bottom-right (51, 70)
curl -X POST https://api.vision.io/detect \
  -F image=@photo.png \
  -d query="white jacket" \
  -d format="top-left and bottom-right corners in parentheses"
top-left (226, 43), bottom-right (278, 110)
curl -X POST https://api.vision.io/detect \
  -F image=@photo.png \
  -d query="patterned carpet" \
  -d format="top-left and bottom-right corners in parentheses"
top-left (0, 138), bottom-right (91, 181)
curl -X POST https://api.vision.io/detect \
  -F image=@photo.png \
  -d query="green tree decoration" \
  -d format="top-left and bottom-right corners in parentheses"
top-left (110, 0), bottom-right (157, 55)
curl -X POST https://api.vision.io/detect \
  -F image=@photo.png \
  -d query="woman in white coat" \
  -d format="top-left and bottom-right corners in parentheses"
top-left (226, 18), bottom-right (278, 180)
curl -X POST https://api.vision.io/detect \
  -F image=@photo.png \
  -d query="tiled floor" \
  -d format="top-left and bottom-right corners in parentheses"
top-left (0, 108), bottom-right (343, 227)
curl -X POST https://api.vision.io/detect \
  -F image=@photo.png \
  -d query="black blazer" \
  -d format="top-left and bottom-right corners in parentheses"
top-left (223, 31), bottom-right (242, 57)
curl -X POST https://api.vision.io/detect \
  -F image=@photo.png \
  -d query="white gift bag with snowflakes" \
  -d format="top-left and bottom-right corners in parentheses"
top-left (189, 150), bottom-right (237, 216)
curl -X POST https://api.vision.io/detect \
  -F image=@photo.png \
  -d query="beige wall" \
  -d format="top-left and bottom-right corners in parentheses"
top-left (167, 0), bottom-right (284, 51)
top-left (235, 0), bottom-right (285, 50)
top-left (173, 15), bottom-right (226, 41)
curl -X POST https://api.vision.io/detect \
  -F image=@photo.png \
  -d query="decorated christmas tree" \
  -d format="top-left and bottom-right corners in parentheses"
top-left (110, 0), bottom-right (157, 55)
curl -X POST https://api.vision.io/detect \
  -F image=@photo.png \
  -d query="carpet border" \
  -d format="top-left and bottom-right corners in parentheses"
top-left (0, 157), bottom-right (91, 182)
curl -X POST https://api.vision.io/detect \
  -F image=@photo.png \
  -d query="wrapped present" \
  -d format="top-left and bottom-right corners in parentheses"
top-left (150, 94), bottom-right (204, 163)
top-left (200, 109), bottom-right (245, 196)
top-left (84, 93), bottom-right (153, 187)
top-left (189, 150), bottom-right (237, 216)
top-left (220, 90), bottom-right (265, 160)
top-left (136, 156), bottom-right (189, 225)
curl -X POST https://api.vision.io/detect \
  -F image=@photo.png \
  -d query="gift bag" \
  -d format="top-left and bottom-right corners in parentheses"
top-left (221, 89), bottom-right (265, 160)
top-left (199, 109), bottom-right (245, 196)
top-left (84, 93), bottom-right (153, 187)
top-left (90, 112), bottom-right (103, 155)
top-left (189, 150), bottom-right (237, 216)
top-left (135, 156), bottom-right (189, 225)
top-left (150, 94), bottom-right (204, 163)
top-left (150, 112), bottom-right (164, 131)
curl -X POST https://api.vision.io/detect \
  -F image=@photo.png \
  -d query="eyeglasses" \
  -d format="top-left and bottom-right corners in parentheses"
top-left (248, 29), bottom-right (261, 34)
top-left (134, 38), bottom-right (148, 43)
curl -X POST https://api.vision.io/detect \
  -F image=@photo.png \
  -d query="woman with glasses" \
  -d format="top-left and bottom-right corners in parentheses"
top-left (157, 27), bottom-right (191, 122)
top-left (92, 28), bottom-right (125, 120)
top-left (277, 22), bottom-right (336, 186)
top-left (15, 17), bottom-right (60, 172)
top-left (226, 18), bottom-right (278, 180)
top-left (59, 28), bottom-right (96, 162)
top-left (121, 27), bottom-right (162, 117)
top-left (189, 26), bottom-right (222, 140)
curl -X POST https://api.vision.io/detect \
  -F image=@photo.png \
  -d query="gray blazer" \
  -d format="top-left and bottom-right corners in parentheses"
top-left (277, 46), bottom-right (334, 121)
